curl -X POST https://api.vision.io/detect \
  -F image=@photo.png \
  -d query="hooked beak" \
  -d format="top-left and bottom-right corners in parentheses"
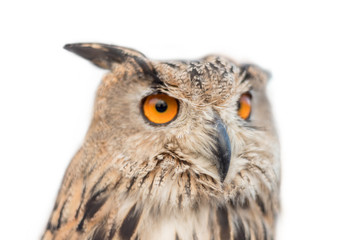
top-left (212, 115), bottom-right (231, 182)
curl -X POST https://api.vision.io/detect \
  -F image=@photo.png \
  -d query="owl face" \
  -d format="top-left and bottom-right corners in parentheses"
top-left (42, 43), bottom-right (280, 240)
top-left (65, 42), bottom-right (279, 208)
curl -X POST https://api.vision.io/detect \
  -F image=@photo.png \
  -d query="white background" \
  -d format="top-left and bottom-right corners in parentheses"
top-left (1, 1), bottom-right (359, 239)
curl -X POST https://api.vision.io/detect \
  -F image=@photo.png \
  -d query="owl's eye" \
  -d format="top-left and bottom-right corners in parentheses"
top-left (142, 93), bottom-right (179, 124)
top-left (238, 92), bottom-right (252, 120)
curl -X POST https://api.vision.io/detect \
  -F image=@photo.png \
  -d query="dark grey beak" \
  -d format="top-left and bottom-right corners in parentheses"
top-left (212, 116), bottom-right (231, 182)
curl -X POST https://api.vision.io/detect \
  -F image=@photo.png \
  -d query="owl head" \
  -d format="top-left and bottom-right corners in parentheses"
top-left (64, 43), bottom-right (280, 213)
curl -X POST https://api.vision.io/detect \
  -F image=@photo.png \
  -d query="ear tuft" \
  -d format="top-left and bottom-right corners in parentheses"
top-left (239, 64), bottom-right (272, 86)
top-left (64, 43), bottom-right (149, 70)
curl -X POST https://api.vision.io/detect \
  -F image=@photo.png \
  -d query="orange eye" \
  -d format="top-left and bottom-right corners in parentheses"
top-left (142, 93), bottom-right (179, 124)
top-left (238, 92), bottom-right (252, 120)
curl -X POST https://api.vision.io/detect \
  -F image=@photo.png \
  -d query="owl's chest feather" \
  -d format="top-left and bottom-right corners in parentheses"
top-left (112, 198), bottom-right (271, 240)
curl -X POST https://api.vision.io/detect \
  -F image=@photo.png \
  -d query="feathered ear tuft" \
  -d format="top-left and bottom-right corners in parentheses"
top-left (239, 64), bottom-right (272, 87)
top-left (64, 43), bottom-right (151, 71)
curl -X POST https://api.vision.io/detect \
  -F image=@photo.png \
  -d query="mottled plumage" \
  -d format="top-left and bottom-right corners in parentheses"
top-left (42, 43), bottom-right (280, 240)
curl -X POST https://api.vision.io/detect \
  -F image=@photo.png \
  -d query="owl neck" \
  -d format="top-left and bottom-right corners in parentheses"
top-left (116, 158), bottom-right (278, 240)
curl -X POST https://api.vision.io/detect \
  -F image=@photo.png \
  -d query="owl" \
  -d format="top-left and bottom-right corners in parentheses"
top-left (42, 43), bottom-right (280, 240)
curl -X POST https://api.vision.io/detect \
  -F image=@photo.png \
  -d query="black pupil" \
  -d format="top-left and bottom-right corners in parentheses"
top-left (155, 100), bottom-right (168, 113)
